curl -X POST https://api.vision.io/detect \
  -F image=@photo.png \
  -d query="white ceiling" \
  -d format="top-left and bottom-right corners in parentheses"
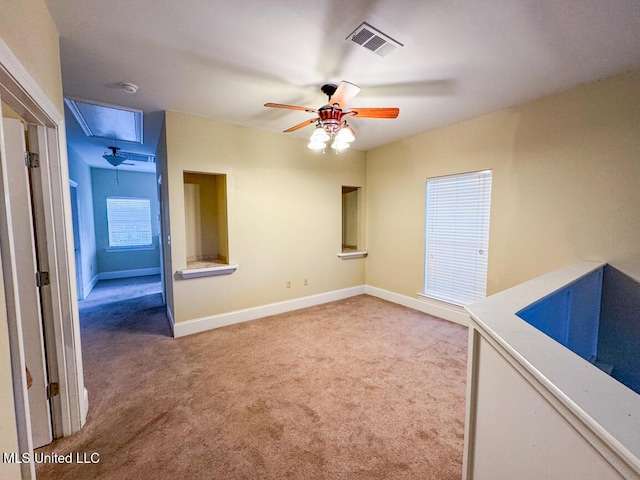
top-left (46, 0), bottom-right (640, 167)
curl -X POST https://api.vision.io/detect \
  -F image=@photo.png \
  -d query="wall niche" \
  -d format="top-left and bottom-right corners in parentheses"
top-left (342, 186), bottom-right (359, 252)
top-left (183, 171), bottom-right (229, 269)
top-left (339, 185), bottom-right (366, 259)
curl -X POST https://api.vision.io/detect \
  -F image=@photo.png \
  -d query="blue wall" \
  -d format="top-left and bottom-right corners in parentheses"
top-left (67, 145), bottom-right (98, 297)
top-left (597, 266), bottom-right (640, 395)
top-left (91, 168), bottom-right (161, 275)
top-left (517, 265), bottom-right (640, 395)
top-left (517, 268), bottom-right (603, 364)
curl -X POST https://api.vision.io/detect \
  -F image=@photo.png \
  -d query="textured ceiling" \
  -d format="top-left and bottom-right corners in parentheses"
top-left (45, 0), bottom-right (640, 169)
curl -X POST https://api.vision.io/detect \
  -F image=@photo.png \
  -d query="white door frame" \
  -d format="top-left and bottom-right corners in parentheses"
top-left (0, 38), bottom-right (86, 478)
top-left (3, 118), bottom-right (53, 449)
top-left (69, 180), bottom-right (84, 301)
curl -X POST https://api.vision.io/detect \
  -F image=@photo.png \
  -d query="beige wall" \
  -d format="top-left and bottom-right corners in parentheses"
top-left (165, 111), bottom-right (367, 323)
top-left (366, 68), bottom-right (640, 299)
top-left (0, 0), bottom-right (63, 111)
top-left (0, 0), bottom-right (61, 476)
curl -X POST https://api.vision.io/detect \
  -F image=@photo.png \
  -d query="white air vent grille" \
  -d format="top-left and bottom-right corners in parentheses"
top-left (119, 151), bottom-right (156, 163)
top-left (347, 22), bottom-right (403, 57)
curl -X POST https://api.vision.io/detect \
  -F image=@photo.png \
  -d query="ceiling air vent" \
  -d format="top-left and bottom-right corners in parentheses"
top-left (119, 151), bottom-right (156, 164)
top-left (347, 22), bottom-right (403, 57)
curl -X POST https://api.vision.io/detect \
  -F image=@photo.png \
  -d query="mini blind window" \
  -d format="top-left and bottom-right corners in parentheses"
top-left (424, 170), bottom-right (492, 306)
top-left (106, 197), bottom-right (152, 247)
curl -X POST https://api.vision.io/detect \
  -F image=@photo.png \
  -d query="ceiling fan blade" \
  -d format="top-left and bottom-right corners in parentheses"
top-left (264, 103), bottom-right (317, 113)
top-left (283, 118), bottom-right (317, 133)
top-left (346, 107), bottom-right (400, 119)
top-left (329, 81), bottom-right (361, 108)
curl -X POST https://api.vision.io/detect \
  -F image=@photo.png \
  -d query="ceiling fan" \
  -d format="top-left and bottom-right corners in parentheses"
top-left (264, 80), bottom-right (399, 150)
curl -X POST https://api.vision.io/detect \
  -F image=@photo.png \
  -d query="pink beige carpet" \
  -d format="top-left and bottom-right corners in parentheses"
top-left (36, 283), bottom-right (468, 479)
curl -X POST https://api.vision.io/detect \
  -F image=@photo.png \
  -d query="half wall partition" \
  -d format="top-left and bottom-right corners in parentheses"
top-left (463, 261), bottom-right (640, 479)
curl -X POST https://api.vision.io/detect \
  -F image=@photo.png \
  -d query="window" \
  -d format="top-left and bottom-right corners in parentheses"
top-left (106, 196), bottom-right (153, 248)
top-left (424, 170), bottom-right (492, 306)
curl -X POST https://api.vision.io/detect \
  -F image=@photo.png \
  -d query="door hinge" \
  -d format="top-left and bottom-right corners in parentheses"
top-left (46, 382), bottom-right (59, 399)
top-left (24, 151), bottom-right (39, 168)
top-left (36, 271), bottom-right (50, 287)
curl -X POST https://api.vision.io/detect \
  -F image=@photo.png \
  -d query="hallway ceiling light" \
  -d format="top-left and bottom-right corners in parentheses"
top-left (103, 146), bottom-right (127, 167)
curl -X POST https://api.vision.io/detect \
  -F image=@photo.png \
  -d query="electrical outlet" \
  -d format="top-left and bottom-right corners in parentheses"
top-left (286, 281), bottom-right (291, 289)
top-left (304, 278), bottom-right (309, 286)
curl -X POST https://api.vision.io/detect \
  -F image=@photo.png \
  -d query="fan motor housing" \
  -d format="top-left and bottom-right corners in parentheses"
top-left (318, 106), bottom-right (345, 134)
top-left (321, 83), bottom-right (338, 98)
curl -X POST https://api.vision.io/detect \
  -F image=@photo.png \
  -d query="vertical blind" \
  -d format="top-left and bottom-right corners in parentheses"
top-left (106, 196), bottom-right (152, 247)
top-left (424, 170), bottom-right (492, 306)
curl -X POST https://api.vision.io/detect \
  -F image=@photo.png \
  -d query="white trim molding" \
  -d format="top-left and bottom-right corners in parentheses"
top-left (365, 285), bottom-right (469, 326)
top-left (173, 286), bottom-right (366, 338)
top-left (84, 274), bottom-right (100, 299)
top-left (172, 284), bottom-right (469, 338)
top-left (0, 33), bottom-right (84, 478)
top-left (81, 388), bottom-right (89, 426)
top-left (166, 305), bottom-right (175, 336)
top-left (0, 38), bottom-right (63, 125)
top-left (97, 267), bottom-right (161, 281)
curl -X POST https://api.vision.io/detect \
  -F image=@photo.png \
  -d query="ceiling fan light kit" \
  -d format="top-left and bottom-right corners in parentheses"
top-left (307, 139), bottom-right (327, 150)
top-left (264, 80), bottom-right (399, 153)
top-left (310, 126), bottom-right (330, 142)
top-left (335, 126), bottom-right (355, 143)
top-left (103, 146), bottom-right (127, 167)
top-left (331, 140), bottom-right (350, 151)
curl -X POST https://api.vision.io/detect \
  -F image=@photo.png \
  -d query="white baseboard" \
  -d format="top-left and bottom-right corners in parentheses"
top-left (364, 285), bottom-right (470, 327)
top-left (83, 274), bottom-right (99, 299)
top-left (173, 285), bottom-right (366, 338)
top-left (172, 284), bottom-right (467, 338)
top-left (81, 387), bottom-right (89, 426)
top-left (98, 267), bottom-right (161, 281)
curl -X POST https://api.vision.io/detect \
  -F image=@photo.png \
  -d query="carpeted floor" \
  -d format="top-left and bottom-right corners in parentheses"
top-left (36, 278), bottom-right (468, 479)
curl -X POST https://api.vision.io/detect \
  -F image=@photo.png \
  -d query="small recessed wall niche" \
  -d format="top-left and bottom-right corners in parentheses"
top-left (341, 186), bottom-right (366, 257)
top-left (183, 172), bottom-right (229, 269)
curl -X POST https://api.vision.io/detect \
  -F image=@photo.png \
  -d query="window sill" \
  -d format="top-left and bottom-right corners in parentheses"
top-left (337, 251), bottom-right (368, 259)
top-left (105, 245), bottom-right (156, 252)
top-left (417, 292), bottom-right (465, 308)
top-left (176, 264), bottom-right (238, 279)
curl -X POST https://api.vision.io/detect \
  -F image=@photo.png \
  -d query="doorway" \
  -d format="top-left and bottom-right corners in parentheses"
top-left (0, 45), bottom-right (86, 480)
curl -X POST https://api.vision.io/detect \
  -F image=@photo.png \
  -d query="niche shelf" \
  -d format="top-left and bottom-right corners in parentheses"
top-left (176, 264), bottom-right (238, 279)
